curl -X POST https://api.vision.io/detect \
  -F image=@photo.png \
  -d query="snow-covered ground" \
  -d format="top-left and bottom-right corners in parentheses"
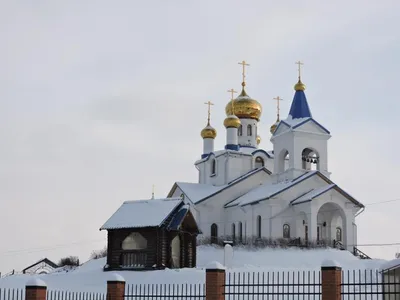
top-left (0, 246), bottom-right (389, 293)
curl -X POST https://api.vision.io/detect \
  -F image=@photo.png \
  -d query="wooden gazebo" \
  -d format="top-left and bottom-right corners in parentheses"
top-left (100, 197), bottom-right (200, 271)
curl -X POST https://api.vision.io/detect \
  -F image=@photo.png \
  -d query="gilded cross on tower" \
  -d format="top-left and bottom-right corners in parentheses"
top-left (273, 96), bottom-right (283, 121)
top-left (151, 184), bottom-right (155, 199)
top-left (238, 60), bottom-right (250, 86)
top-left (204, 101), bottom-right (214, 125)
top-left (295, 61), bottom-right (304, 80)
top-left (227, 88), bottom-right (237, 114)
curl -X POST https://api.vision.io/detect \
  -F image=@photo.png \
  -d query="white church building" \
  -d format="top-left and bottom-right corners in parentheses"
top-left (167, 65), bottom-right (365, 254)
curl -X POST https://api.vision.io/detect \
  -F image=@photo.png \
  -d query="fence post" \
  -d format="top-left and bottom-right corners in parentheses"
top-left (206, 261), bottom-right (226, 300)
top-left (321, 259), bottom-right (342, 300)
top-left (25, 278), bottom-right (47, 300)
top-left (106, 273), bottom-right (125, 300)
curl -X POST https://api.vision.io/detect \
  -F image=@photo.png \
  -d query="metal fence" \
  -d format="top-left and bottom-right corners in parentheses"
top-left (224, 270), bottom-right (322, 299)
top-left (342, 269), bottom-right (400, 300)
top-left (124, 283), bottom-right (206, 299)
top-left (0, 288), bottom-right (24, 300)
top-left (0, 288), bottom-right (106, 300)
top-left (47, 290), bottom-right (106, 300)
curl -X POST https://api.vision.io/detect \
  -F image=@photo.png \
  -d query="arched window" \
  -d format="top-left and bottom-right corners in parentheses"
top-left (255, 157), bottom-right (264, 168)
top-left (210, 159), bottom-right (216, 175)
top-left (238, 222), bottom-right (243, 243)
top-left (122, 232), bottom-right (147, 250)
top-left (238, 125), bottom-right (243, 136)
top-left (256, 215), bottom-right (262, 238)
top-left (301, 148), bottom-right (319, 171)
top-left (283, 224), bottom-right (290, 239)
top-left (247, 124), bottom-right (252, 136)
top-left (211, 223), bottom-right (218, 244)
top-left (232, 223), bottom-right (236, 242)
top-left (336, 227), bottom-right (342, 242)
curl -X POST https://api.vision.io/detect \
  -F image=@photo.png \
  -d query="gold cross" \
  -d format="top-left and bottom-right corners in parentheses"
top-left (238, 60), bottom-right (250, 84)
top-left (227, 89), bottom-right (237, 114)
top-left (227, 88), bottom-right (238, 100)
top-left (204, 101), bottom-right (214, 125)
top-left (273, 96), bottom-right (283, 120)
top-left (295, 61), bottom-right (304, 79)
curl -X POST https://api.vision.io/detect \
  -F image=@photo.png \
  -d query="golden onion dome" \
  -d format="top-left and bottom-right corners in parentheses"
top-left (294, 79), bottom-right (306, 91)
top-left (256, 135), bottom-right (261, 145)
top-left (270, 120), bottom-right (279, 134)
top-left (225, 86), bottom-right (262, 121)
top-left (224, 115), bottom-right (241, 128)
top-left (201, 125), bottom-right (217, 139)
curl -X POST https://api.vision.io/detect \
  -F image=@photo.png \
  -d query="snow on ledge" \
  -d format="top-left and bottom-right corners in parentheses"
top-left (206, 261), bottom-right (226, 270)
top-left (380, 258), bottom-right (400, 271)
top-left (26, 278), bottom-right (47, 287)
top-left (108, 273), bottom-right (125, 282)
top-left (321, 259), bottom-right (341, 268)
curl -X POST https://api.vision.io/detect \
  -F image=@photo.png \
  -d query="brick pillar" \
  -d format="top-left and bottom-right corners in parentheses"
top-left (106, 273), bottom-right (126, 300)
top-left (321, 260), bottom-right (342, 300)
top-left (25, 278), bottom-right (47, 300)
top-left (206, 262), bottom-right (226, 300)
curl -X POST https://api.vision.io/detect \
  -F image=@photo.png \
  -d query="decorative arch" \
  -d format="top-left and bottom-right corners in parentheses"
top-left (256, 215), bottom-right (262, 238)
top-left (122, 232), bottom-right (147, 250)
top-left (255, 156), bottom-right (264, 168)
top-left (247, 124), bottom-right (252, 136)
top-left (317, 202), bottom-right (346, 246)
top-left (301, 147), bottom-right (320, 171)
top-left (283, 224), bottom-right (291, 238)
top-left (211, 223), bottom-right (218, 244)
top-left (277, 148), bottom-right (290, 173)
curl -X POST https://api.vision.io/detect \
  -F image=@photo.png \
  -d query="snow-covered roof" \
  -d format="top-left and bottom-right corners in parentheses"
top-left (175, 182), bottom-right (226, 204)
top-left (290, 184), bottom-right (336, 205)
top-left (171, 168), bottom-right (271, 205)
top-left (225, 171), bottom-right (316, 207)
top-left (381, 258), bottom-right (400, 272)
top-left (100, 198), bottom-right (183, 230)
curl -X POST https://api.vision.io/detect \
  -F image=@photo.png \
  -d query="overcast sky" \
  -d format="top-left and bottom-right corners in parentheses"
top-left (1, 0), bottom-right (400, 272)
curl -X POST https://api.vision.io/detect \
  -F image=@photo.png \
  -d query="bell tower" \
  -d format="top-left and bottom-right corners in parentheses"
top-left (271, 62), bottom-right (331, 180)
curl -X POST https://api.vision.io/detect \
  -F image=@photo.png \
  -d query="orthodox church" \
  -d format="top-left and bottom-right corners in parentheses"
top-left (167, 61), bottom-right (365, 253)
top-left (101, 61), bottom-right (367, 270)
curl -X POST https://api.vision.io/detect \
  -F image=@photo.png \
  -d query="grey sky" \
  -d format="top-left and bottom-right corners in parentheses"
top-left (1, 0), bottom-right (400, 272)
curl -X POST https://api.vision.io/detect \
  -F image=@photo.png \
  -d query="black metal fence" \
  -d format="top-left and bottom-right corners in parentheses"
top-left (124, 283), bottom-right (205, 299)
top-left (342, 269), bottom-right (400, 300)
top-left (0, 288), bottom-right (106, 300)
top-left (224, 270), bottom-right (322, 299)
top-left (47, 290), bottom-right (106, 300)
top-left (0, 288), bottom-right (24, 300)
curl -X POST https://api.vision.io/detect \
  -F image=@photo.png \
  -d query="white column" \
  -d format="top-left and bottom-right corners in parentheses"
top-left (226, 127), bottom-right (238, 145)
top-left (203, 138), bottom-right (214, 155)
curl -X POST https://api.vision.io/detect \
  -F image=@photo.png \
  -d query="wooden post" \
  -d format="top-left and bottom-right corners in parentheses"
top-left (25, 278), bottom-right (47, 300)
top-left (321, 260), bottom-right (342, 300)
top-left (206, 262), bottom-right (226, 300)
top-left (107, 273), bottom-right (125, 300)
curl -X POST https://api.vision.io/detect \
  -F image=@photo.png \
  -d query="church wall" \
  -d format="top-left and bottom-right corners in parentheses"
top-left (195, 170), bottom-right (272, 239)
top-left (225, 154), bottom-right (253, 183)
top-left (266, 175), bottom-right (331, 239)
